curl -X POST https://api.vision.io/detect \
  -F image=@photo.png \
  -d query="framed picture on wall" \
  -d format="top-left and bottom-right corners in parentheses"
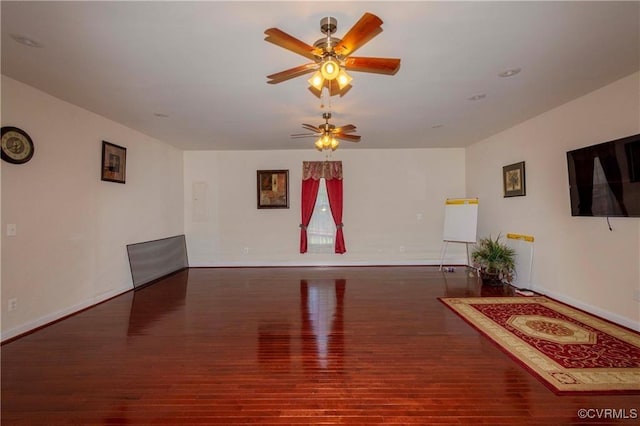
top-left (101, 141), bottom-right (127, 184)
top-left (257, 169), bottom-right (289, 209)
top-left (503, 161), bottom-right (526, 197)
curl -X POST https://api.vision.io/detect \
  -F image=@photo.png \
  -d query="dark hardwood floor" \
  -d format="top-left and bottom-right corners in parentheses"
top-left (2, 267), bottom-right (637, 425)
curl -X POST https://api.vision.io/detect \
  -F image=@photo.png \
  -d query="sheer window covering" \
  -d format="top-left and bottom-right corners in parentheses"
top-left (307, 180), bottom-right (336, 253)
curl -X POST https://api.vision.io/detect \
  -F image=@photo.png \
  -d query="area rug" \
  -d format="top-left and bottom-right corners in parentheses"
top-left (440, 296), bottom-right (640, 394)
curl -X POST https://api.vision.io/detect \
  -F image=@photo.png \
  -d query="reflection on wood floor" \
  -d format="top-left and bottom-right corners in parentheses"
top-left (2, 267), bottom-right (636, 425)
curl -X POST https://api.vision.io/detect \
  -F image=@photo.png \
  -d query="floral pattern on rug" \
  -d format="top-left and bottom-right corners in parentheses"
top-left (471, 302), bottom-right (640, 369)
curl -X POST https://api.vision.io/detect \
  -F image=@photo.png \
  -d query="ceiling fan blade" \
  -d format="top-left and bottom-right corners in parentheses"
top-left (344, 57), bottom-right (401, 75)
top-left (291, 134), bottom-right (319, 139)
top-left (264, 28), bottom-right (322, 60)
top-left (333, 124), bottom-right (357, 134)
top-left (334, 133), bottom-right (361, 142)
top-left (267, 63), bottom-right (318, 84)
top-left (302, 124), bottom-right (321, 133)
top-left (333, 12), bottom-right (383, 56)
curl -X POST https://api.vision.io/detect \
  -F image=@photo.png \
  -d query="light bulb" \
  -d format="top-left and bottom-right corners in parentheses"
top-left (330, 138), bottom-right (339, 150)
top-left (337, 69), bottom-right (353, 90)
top-left (322, 134), bottom-right (331, 148)
top-left (325, 62), bottom-right (335, 74)
top-left (315, 139), bottom-right (323, 151)
top-left (320, 59), bottom-right (340, 80)
top-left (308, 71), bottom-right (324, 91)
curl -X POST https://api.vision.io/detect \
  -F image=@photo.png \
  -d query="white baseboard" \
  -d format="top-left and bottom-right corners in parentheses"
top-left (189, 258), bottom-right (470, 268)
top-left (1, 285), bottom-right (131, 342)
top-left (533, 285), bottom-right (640, 332)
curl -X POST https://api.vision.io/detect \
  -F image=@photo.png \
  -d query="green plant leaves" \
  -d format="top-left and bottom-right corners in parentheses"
top-left (471, 234), bottom-right (516, 283)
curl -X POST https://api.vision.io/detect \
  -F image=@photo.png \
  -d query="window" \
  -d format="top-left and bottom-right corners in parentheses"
top-left (307, 179), bottom-right (336, 253)
top-left (300, 160), bottom-right (345, 254)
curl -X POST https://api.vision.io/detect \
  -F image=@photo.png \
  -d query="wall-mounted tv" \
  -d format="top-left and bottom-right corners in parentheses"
top-left (566, 133), bottom-right (640, 217)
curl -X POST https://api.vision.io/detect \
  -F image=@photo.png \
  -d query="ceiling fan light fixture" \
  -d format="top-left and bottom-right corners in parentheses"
top-left (321, 134), bottom-right (332, 148)
top-left (308, 71), bottom-right (325, 91)
top-left (330, 137), bottom-right (340, 150)
top-left (320, 59), bottom-right (340, 80)
top-left (265, 12), bottom-right (400, 96)
top-left (336, 69), bottom-right (353, 90)
top-left (293, 112), bottom-right (358, 152)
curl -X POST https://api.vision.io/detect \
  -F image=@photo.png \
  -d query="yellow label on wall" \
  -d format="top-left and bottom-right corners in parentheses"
top-left (445, 198), bottom-right (479, 205)
top-left (506, 233), bottom-right (535, 242)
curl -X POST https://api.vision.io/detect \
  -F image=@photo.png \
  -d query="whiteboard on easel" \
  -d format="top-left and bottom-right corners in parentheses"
top-left (442, 198), bottom-right (478, 243)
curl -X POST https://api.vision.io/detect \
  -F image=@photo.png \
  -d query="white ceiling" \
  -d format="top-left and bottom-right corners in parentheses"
top-left (1, 1), bottom-right (638, 151)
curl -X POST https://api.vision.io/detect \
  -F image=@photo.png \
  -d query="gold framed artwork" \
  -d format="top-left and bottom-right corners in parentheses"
top-left (101, 141), bottom-right (127, 184)
top-left (257, 169), bottom-right (289, 209)
top-left (503, 161), bottom-right (526, 197)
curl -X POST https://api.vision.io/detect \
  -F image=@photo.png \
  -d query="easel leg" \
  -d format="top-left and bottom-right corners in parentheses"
top-left (439, 241), bottom-right (449, 271)
top-left (466, 242), bottom-right (471, 267)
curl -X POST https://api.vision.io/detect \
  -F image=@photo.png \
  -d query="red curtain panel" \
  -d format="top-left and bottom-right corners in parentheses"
top-left (300, 178), bottom-right (320, 253)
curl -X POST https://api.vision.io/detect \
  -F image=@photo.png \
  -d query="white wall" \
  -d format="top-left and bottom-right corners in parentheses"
top-left (7, 70), bottom-right (636, 340)
top-left (184, 149), bottom-right (466, 266)
top-left (1, 76), bottom-right (184, 340)
top-left (466, 72), bottom-right (640, 330)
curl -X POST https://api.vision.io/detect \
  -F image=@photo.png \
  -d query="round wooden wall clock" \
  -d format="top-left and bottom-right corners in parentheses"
top-left (1, 126), bottom-right (34, 164)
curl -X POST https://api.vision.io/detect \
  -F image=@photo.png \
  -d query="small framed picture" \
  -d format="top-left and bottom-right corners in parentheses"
top-left (503, 161), bottom-right (526, 197)
top-left (101, 141), bottom-right (126, 184)
top-left (257, 170), bottom-right (289, 209)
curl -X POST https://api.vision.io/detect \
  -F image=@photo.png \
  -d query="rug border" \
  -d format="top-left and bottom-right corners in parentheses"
top-left (538, 293), bottom-right (640, 335)
top-left (438, 296), bottom-right (640, 396)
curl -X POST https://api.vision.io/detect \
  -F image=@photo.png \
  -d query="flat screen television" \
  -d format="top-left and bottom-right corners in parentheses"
top-left (566, 133), bottom-right (640, 217)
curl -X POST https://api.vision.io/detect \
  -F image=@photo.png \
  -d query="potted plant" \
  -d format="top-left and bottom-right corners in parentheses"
top-left (471, 235), bottom-right (516, 286)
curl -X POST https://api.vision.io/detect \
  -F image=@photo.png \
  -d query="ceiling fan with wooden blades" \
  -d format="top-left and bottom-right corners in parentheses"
top-left (291, 112), bottom-right (360, 151)
top-left (265, 12), bottom-right (400, 95)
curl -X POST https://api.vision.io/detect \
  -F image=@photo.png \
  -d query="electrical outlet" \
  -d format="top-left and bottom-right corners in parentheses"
top-left (8, 298), bottom-right (17, 312)
top-left (243, 247), bottom-right (249, 254)
top-left (6, 224), bottom-right (16, 236)
top-left (399, 246), bottom-right (405, 253)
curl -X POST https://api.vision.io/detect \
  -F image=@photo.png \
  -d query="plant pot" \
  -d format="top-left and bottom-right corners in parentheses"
top-left (480, 271), bottom-right (503, 287)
